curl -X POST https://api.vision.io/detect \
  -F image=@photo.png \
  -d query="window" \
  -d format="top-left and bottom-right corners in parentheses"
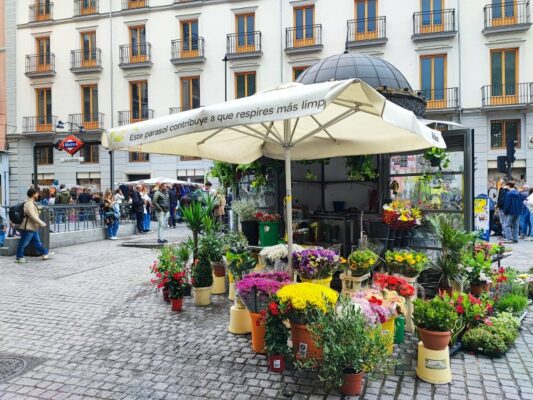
top-left (35, 0), bottom-right (51, 20)
top-left (293, 66), bottom-right (309, 81)
top-left (490, 48), bottom-right (517, 103)
top-left (36, 88), bottom-right (52, 131)
top-left (421, 0), bottom-right (443, 31)
top-left (180, 76), bottom-right (200, 110)
top-left (76, 172), bottom-right (101, 191)
top-left (127, 0), bottom-right (146, 9)
top-left (81, 84), bottom-right (99, 128)
top-left (294, 5), bottom-right (315, 46)
top-left (129, 25), bottom-right (147, 62)
top-left (181, 20), bottom-right (199, 57)
top-left (490, 119), bottom-right (521, 150)
top-left (130, 81), bottom-right (149, 121)
top-left (420, 54), bottom-right (446, 108)
top-left (81, 31), bottom-right (97, 66)
top-left (80, 0), bottom-right (97, 15)
top-left (129, 152), bottom-right (150, 162)
top-left (236, 13), bottom-right (255, 52)
top-left (354, 0), bottom-right (377, 38)
top-left (36, 145), bottom-right (53, 165)
top-left (180, 156), bottom-right (202, 161)
top-left (80, 143), bottom-right (99, 164)
top-left (36, 37), bottom-right (51, 71)
top-left (492, 0), bottom-right (517, 25)
top-left (235, 72), bottom-right (256, 99)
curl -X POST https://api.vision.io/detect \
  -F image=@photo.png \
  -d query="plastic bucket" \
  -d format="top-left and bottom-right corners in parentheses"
top-left (259, 221), bottom-right (279, 246)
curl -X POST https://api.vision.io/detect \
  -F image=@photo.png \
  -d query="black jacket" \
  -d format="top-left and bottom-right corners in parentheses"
top-left (78, 193), bottom-right (92, 204)
top-left (168, 188), bottom-right (178, 205)
top-left (497, 188), bottom-right (509, 209)
top-left (132, 191), bottom-right (144, 213)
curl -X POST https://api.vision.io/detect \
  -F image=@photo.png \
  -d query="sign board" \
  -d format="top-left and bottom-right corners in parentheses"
top-left (474, 196), bottom-right (490, 241)
top-left (60, 157), bottom-right (84, 163)
top-left (58, 135), bottom-right (84, 156)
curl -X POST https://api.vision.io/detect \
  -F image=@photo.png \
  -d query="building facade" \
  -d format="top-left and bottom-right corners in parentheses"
top-left (9, 0), bottom-right (533, 202)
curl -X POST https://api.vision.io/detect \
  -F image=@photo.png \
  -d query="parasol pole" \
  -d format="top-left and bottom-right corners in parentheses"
top-left (283, 119), bottom-right (294, 280)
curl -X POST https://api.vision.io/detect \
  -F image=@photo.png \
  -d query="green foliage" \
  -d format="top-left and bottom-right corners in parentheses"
top-left (494, 294), bottom-right (528, 315)
top-left (462, 327), bottom-right (507, 356)
top-left (413, 296), bottom-right (459, 332)
top-left (222, 231), bottom-right (249, 253)
top-left (208, 162), bottom-right (240, 193)
top-left (182, 200), bottom-right (215, 259)
top-left (424, 147), bottom-right (450, 169)
top-left (344, 156), bottom-right (378, 181)
top-left (225, 251), bottom-right (256, 281)
top-left (191, 258), bottom-right (213, 288)
top-left (264, 299), bottom-right (292, 359)
top-left (461, 251), bottom-right (492, 286)
top-left (231, 200), bottom-right (257, 221)
top-left (198, 233), bottom-right (225, 263)
top-left (490, 312), bottom-right (520, 346)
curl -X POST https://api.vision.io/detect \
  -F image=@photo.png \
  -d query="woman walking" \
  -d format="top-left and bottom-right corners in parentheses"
top-left (103, 190), bottom-right (119, 240)
top-left (141, 185), bottom-right (152, 232)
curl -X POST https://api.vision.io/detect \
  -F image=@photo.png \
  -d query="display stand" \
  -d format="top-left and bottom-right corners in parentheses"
top-left (340, 272), bottom-right (371, 296)
top-left (416, 342), bottom-right (452, 384)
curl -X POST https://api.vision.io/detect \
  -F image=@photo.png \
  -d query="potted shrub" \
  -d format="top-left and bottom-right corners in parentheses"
top-left (413, 296), bottom-right (459, 350)
top-left (232, 200), bottom-right (259, 245)
top-left (292, 248), bottom-right (342, 287)
top-left (182, 200), bottom-right (215, 259)
top-left (199, 233), bottom-right (225, 277)
top-left (424, 147), bottom-right (450, 169)
top-left (191, 257), bottom-right (213, 306)
top-left (494, 293), bottom-right (528, 316)
top-left (347, 249), bottom-right (377, 277)
top-left (167, 267), bottom-right (187, 312)
top-left (150, 244), bottom-right (191, 302)
top-left (255, 211), bottom-right (282, 247)
top-left (461, 252), bottom-right (492, 296)
top-left (264, 298), bottom-right (292, 373)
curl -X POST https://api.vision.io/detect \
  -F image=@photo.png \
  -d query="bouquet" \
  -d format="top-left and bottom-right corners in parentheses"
top-left (292, 248), bottom-right (341, 280)
top-left (382, 200), bottom-right (422, 230)
top-left (346, 249), bottom-right (378, 276)
top-left (351, 291), bottom-right (392, 326)
top-left (255, 211), bottom-right (282, 222)
top-left (236, 272), bottom-right (291, 313)
top-left (259, 244), bottom-right (304, 269)
top-left (277, 282), bottom-right (338, 324)
top-left (385, 250), bottom-right (427, 277)
top-left (373, 273), bottom-right (415, 298)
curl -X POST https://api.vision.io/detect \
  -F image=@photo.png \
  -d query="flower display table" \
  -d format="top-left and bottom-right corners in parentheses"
top-left (340, 272), bottom-right (371, 296)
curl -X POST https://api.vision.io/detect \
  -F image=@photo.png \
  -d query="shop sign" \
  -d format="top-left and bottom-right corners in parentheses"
top-left (60, 157), bottom-right (84, 163)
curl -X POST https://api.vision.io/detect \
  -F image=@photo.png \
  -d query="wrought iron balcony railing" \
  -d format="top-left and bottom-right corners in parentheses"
top-left (29, 2), bottom-right (53, 22)
top-left (169, 106), bottom-right (202, 114)
top-left (171, 37), bottom-right (205, 60)
top-left (285, 24), bottom-right (323, 50)
top-left (226, 31), bottom-right (262, 55)
top-left (413, 9), bottom-right (456, 35)
top-left (122, 0), bottom-right (148, 10)
top-left (25, 53), bottom-right (55, 76)
top-left (418, 87), bottom-right (459, 110)
top-left (484, 1), bottom-right (530, 29)
top-left (347, 16), bottom-right (387, 43)
top-left (23, 116), bottom-right (58, 133)
top-left (74, 0), bottom-right (98, 16)
top-left (68, 113), bottom-right (105, 130)
top-left (119, 43), bottom-right (152, 66)
top-left (481, 83), bottom-right (532, 107)
top-left (118, 110), bottom-right (154, 126)
top-left (70, 49), bottom-right (102, 71)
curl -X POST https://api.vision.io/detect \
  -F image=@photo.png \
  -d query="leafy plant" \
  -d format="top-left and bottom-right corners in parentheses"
top-left (462, 326), bottom-right (507, 356)
top-left (208, 162), bottom-right (240, 194)
top-left (182, 201), bottom-right (215, 259)
top-left (222, 231), bottom-right (249, 253)
top-left (494, 294), bottom-right (528, 315)
top-left (413, 296), bottom-right (459, 332)
top-left (198, 233), bottom-right (225, 263)
top-left (191, 258), bottom-right (213, 288)
top-left (231, 200), bottom-right (257, 221)
top-left (167, 269), bottom-right (188, 298)
top-left (424, 147), bottom-right (450, 169)
top-left (225, 250), bottom-right (256, 281)
top-left (461, 252), bottom-right (492, 286)
top-left (264, 298), bottom-right (292, 358)
top-left (345, 155), bottom-right (378, 181)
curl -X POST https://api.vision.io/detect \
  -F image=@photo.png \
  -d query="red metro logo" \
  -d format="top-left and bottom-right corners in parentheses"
top-left (57, 135), bottom-right (85, 156)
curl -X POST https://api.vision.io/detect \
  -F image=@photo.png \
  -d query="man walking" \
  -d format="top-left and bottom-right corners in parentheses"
top-left (496, 181), bottom-right (510, 239)
top-left (168, 184), bottom-right (178, 228)
top-left (15, 188), bottom-right (54, 263)
top-left (55, 184), bottom-right (71, 224)
top-left (131, 185), bottom-right (145, 235)
top-left (503, 182), bottom-right (522, 243)
top-left (153, 183), bottom-right (170, 244)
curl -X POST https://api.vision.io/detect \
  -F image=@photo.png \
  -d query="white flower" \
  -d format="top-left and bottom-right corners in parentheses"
top-left (259, 244), bottom-right (304, 261)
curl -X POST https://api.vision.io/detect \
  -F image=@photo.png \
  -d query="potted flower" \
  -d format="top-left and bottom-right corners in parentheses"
top-left (167, 267), bottom-right (187, 312)
top-left (150, 243), bottom-right (191, 301)
top-left (255, 211), bottom-right (282, 246)
top-left (259, 243), bottom-right (304, 271)
top-left (277, 282), bottom-right (338, 361)
top-left (347, 249), bottom-right (377, 277)
top-left (461, 252), bottom-right (492, 296)
top-left (191, 257), bottom-right (213, 306)
top-left (232, 200), bottom-right (259, 245)
top-left (150, 260), bottom-right (171, 302)
top-left (413, 296), bottom-right (459, 350)
top-left (292, 248), bottom-right (342, 287)
top-left (424, 147), bottom-right (450, 169)
top-left (264, 298), bottom-right (292, 373)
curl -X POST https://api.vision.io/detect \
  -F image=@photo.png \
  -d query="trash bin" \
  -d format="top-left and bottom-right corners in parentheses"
top-left (25, 208), bottom-right (51, 257)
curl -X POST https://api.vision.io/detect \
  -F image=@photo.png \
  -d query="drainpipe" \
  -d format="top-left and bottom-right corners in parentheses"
top-left (457, 0), bottom-right (462, 124)
top-left (109, 0), bottom-right (115, 190)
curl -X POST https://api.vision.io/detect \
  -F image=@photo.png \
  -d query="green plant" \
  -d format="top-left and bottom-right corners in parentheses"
top-left (490, 312), bottom-right (520, 346)
top-left (461, 251), bottom-right (492, 286)
top-left (424, 147), bottom-right (450, 169)
top-left (191, 257), bottom-right (213, 288)
top-left (225, 250), bottom-right (256, 281)
top-left (231, 200), bottom-right (257, 221)
top-left (182, 201), bottom-right (215, 259)
top-left (344, 155), bottom-right (378, 181)
top-left (413, 296), bottom-right (459, 332)
top-left (222, 231), bottom-right (249, 253)
top-left (208, 162), bottom-right (240, 194)
top-left (198, 233), bottom-right (225, 263)
top-left (462, 326), bottom-right (507, 356)
top-left (494, 293), bottom-right (528, 315)
top-left (346, 249), bottom-right (378, 276)
top-left (264, 297), bottom-right (292, 359)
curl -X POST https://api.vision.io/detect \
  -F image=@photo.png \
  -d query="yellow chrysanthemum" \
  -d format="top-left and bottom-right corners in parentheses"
top-left (277, 283), bottom-right (338, 312)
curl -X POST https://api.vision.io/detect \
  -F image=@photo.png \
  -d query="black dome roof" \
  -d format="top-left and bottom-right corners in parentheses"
top-left (296, 52), bottom-right (412, 91)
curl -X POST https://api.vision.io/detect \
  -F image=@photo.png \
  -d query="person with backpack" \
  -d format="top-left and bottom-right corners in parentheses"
top-left (14, 187), bottom-right (54, 263)
top-left (502, 182), bottom-right (522, 243)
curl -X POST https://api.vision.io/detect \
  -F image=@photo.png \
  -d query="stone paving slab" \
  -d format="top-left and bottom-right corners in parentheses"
top-left (0, 226), bottom-right (531, 399)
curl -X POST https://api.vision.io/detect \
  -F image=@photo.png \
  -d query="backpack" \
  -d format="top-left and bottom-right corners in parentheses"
top-left (9, 202), bottom-right (26, 225)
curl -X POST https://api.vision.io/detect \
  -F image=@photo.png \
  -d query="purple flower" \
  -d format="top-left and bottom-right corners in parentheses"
top-left (244, 271), bottom-right (292, 283)
top-left (236, 275), bottom-right (289, 313)
top-left (292, 248), bottom-right (340, 279)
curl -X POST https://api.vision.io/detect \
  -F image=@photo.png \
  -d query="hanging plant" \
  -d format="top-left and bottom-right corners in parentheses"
top-left (424, 147), bottom-right (450, 169)
top-left (296, 159), bottom-right (330, 181)
top-left (344, 156), bottom-right (378, 182)
top-left (208, 162), bottom-right (240, 194)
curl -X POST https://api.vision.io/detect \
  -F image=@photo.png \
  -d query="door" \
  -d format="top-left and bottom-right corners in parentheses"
top-left (294, 6), bottom-right (315, 47)
top-left (129, 26), bottom-right (147, 63)
top-left (236, 14), bottom-right (255, 53)
top-left (421, 54), bottom-right (446, 109)
top-left (421, 0), bottom-right (443, 33)
top-left (80, 0), bottom-right (97, 15)
top-left (235, 72), bottom-right (256, 99)
top-left (81, 31), bottom-right (96, 67)
top-left (36, 88), bottom-right (52, 132)
top-left (181, 20), bottom-right (199, 58)
top-left (490, 48), bottom-right (518, 105)
top-left (491, 0), bottom-right (517, 26)
top-left (35, 0), bottom-right (51, 21)
top-left (82, 85), bottom-right (99, 129)
top-left (36, 37), bottom-right (51, 72)
top-left (354, 0), bottom-right (378, 40)
top-left (130, 81), bottom-right (148, 122)
top-left (180, 77), bottom-right (200, 110)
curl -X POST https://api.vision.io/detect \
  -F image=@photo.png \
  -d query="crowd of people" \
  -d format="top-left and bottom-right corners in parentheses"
top-left (493, 181), bottom-right (533, 242)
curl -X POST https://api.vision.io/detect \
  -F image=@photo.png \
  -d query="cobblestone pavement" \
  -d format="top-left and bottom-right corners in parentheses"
top-left (0, 226), bottom-right (532, 400)
top-left (490, 237), bottom-right (533, 273)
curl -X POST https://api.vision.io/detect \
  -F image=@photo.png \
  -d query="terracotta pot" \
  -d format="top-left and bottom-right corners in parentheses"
top-left (417, 326), bottom-right (451, 351)
top-left (212, 262), bottom-right (225, 278)
top-left (340, 371), bottom-right (364, 396)
top-left (249, 312), bottom-right (266, 353)
top-left (438, 287), bottom-right (453, 297)
top-left (290, 321), bottom-right (322, 361)
top-left (162, 288), bottom-right (170, 303)
top-left (268, 355), bottom-right (285, 373)
top-left (470, 283), bottom-right (490, 296)
top-left (170, 297), bottom-right (183, 312)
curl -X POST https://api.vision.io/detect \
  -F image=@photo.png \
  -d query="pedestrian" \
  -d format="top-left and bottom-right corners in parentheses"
top-left (55, 184), bottom-right (71, 224)
top-left (519, 184), bottom-right (531, 239)
top-left (0, 206), bottom-right (7, 247)
top-left (213, 188), bottom-right (227, 224)
top-left (78, 187), bottom-right (92, 222)
top-left (131, 185), bottom-right (145, 234)
top-left (15, 187), bottom-right (54, 263)
top-left (48, 189), bottom-right (56, 206)
top-left (496, 181), bottom-right (510, 239)
top-left (103, 190), bottom-right (119, 240)
top-left (141, 186), bottom-right (152, 232)
top-left (502, 181), bottom-right (522, 243)
top-left (526, 188), bottom-right (533, 241)
top-left (169, 184), bottom-right (178, 228)
top-left (114, 188), bottom-right (125, 205)
top-left (39, 188), bottom-right (50, 206)
top-left (153, 183), bottom-right (170, 244)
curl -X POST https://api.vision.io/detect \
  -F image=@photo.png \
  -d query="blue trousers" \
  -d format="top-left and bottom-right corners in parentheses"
top-left (16, 230), bottom-right (48, 259)
top-left (170, 204), bottom-right (177, 227)
top-left (143, 213), bottom-right (151, 231)
top-left (0, 229), bottom-right (6, 247)
top-left (106, 218), bottom-right (119, 238)
top-left (520, 208), bottom-right (531, 236)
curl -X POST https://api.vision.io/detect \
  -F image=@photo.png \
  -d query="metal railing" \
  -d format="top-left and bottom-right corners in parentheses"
top-left (286, 24), bottom-right (322, 49)
top-left (484, 1), bottom-right (530, 29)
top-left (347, 16), bottom-right (387, 42)
top-left (25, 53), bottom-right (55, 75)
top-left (69, 113), bottom-right (105, 130)
top-left (29, 2), bottom-right (53, 22)
top-left (169, 106), bottom-right (202, 114)
top-left (70, 49), bottom-right (102, 70)
top-left (418, 87), bottom-right (459, 110)
top-left (226, 31), bottom-right (262, 54)
top-left (119, 43), bottom-right (152, 65)
top-left (171, 37), bottom-right (205, 60)
top-left (413, 9), bottom-right (455, 35)
top-left (74, 0), bottom-right (98, 16)
top-left (23, 116), bottom-right (58, 133)
top-left (481, 83), bottom-right (532, 106)
top-left (122, 0), bottom-right (148, 9)
top-left (118, 110), bottom-right (154, 126)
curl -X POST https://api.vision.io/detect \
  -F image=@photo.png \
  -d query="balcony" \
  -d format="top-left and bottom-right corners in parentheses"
top-left (226, 31), bottom-right (262, 60)
top-left (346, 17), bottom-right (387, 49)
top-left (169, 106), bottom-right (202, 114)
top-left (74, 0), bottom-right (98, 17)
top-left (23, 116), bottom-right (58, 134)
top-left (118, 110), bottom-right (154, 126)
top-left (69, 113), bottom-right (105, 131)
top-left (285, 25), bottom-right (323, 55)
top-left (481, 83), bottom-right (533, 108)
top-left (412, 9), bottom-right (457, 41)
top-left (417, 88), bottom-right (459, 112)
top-left (483, 1), bottom-right (531, 34)
top-left (25, 54), bottom-right (55, 78)
top-left (119, 44), bottom-right (152, 69)
top-left (122, 0), bottom-right (148, 11)
top-left (70, 49), bottom-right (103, 74)
top-left (171, 38), bottom-right (205, 65)
top-left (29, 2), bottom-right (53, 23)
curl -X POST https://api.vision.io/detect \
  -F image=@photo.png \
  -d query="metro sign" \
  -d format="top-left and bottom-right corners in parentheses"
top-left (58, 135), bottom-right (84, 156)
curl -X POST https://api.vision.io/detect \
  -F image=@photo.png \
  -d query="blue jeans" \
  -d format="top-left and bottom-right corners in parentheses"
top-left (16, 230), bottom-right (48, 259)
top-left (0, 229), bottom-right (6, 247)
top-left (106, 218), bottom-right (119, 238)
top-left (170, 204), bottom-right (177, 227)
top-left (504, 215), bottom-right (520, 242)
top-left (520, 207), bottom-right (531, 236)
top-left (143, 213), bottom-right (151, 231)
top-left (529, 211), bottom-right (533, 237)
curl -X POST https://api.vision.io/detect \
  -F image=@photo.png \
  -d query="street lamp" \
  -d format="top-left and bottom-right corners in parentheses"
top-left (222, 55), bottom-right (228, 102)
top-left (56, 120), bottom-right (85, 134)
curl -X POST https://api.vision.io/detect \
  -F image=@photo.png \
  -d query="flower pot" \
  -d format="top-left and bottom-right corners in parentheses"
top-left (170, 297), bottom-right (183, 312)
top-left (162, 288), bottom-right (170, 303)
top-left (290, 321), bottom-right (322, 361)
top-left (300, 276), bottom-right (332, 288)
top-left (394, 315), bottom-right (405, 344)
top-left (400, 230), bottom-right (410, 248)
top-left (182, 284), bottom-right (192, 297)
top-left (249, 312), bottom-right (266, 353)
top-left (438, 286), bottom-right (453, 297)
top-left (193, 286), bottom-right (212, 306)
top-left (211, 275), bottom-right (226, 295)
top-left (470, 283), bottom-right (491, 296)
top-left (381, 317), bottom-right (395, 355)
top-left (417, 327), bottom-right (451, 351)
top-left (212, 262), bottom-right (225, 277)
top-left (268, 355), bottom-right (285, 373)
top-left (387, 229), bottom-right (395, 250)
top-left (228, 305), bottom-right (251, 334)
top-left (228, 281), bottom-right (236, 301)
top-left (340, 371), bottom-right (364, 396)
top-left (241, 220), bottom-right (259, 246)
top-left (259, 221), bottom-right (280, 246)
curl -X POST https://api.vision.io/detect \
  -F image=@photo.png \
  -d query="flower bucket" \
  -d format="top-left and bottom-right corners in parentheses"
top-left (241, 220), bottom-right (259, 246)
top-left (193, 286), bottom-right (212, 306)
top-left (381, 317), bottom-right (395, 355)
top-left (394, 315), bottom-right (405, 344)
top-left (211, 275), bottom-right (226, 295)
top-left (170, 297), bottom-right (183, 312)
top-left (212, 262), bottom-right (225, 277)
top-left (259, 221), bottom-right (280, 247)
top-left (228, 305), bottom-right (251, 334)
top-left (340, 371), bottom-right (364, 396)
top-left (249, 312), bottom-right (266, 353)
top-left (300, 276), bottom-right (332, 288)
top-left (290, 321), bottom-right (322, 361)
top-left (268, 355), bottom-right (285, 373)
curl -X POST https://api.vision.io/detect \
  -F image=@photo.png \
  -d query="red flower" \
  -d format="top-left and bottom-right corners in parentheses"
top-left (468, 294), bottom-right (481, 305)
top-left (399, 285), bottom-right (415, 298)
top-left (484, 317), bottom-right (493, 326)
top-left (455, 305), bottom-right (465, 314)
top-left (368, 296), bottom-right (383, 306)
top-left (268, 302), bottom-right (279, 316)
top-left (457, 295), bottom-right (464, 305)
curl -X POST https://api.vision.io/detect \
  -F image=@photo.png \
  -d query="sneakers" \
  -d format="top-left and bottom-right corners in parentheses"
top-left (109, 236), bottom-right (118, 240)
top-left (525, 237), bottom-right (533, 241)
top-left (157, 239), bottom-right (165, 244)
top-left (15, 258), bottom-right (27, 264)
top-left (42, 252), bottom-right (55, 260)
